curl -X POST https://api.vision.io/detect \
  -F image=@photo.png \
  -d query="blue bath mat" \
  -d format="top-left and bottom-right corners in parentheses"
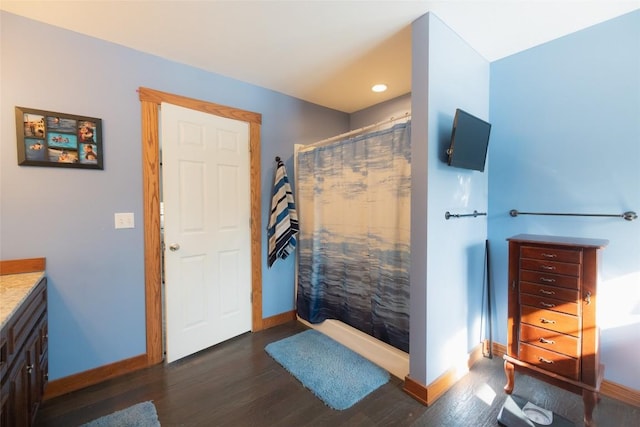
top-left (265, 329), bottom-right (390, 410)
top-left (80, 400), bottom-right (160, 426)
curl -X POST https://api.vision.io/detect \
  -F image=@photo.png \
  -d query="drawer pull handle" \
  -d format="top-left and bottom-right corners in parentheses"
top-left (585, 291), bottom-right (591, 305)
top-left (538, 356), bottom-right (554, 364)
top-left (540, 278), bottom-right (556, 283)
top-left (540, 302), bottom-right (556, 308)
top-left (539, 289), bottom-right (555, 295)
top-left (541, 265), bottom-right (556, 271)
top-left (540, 318), bottom-right (556, 324)
top-left (539, 338), bottom-right (555, 345)
top-left (542, 253), bottom-right (557, 258)
top-left (26, 364), bottom-right (34, 374)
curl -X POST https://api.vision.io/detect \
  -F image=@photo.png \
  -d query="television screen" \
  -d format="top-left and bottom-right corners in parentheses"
top-left (446, 109), bottom-right (491, 172)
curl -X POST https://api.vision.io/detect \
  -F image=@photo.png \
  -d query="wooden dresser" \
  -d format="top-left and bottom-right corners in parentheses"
top-left (503, 234), bottom-right (608, 427)
top-left (0, 258), bottom-right (48, 427)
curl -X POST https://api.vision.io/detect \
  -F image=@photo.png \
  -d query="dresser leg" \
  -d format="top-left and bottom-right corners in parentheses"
top-left (504, 360), bottom-right (515, 394)
top-left (583, 389), bottom-right (598, 427)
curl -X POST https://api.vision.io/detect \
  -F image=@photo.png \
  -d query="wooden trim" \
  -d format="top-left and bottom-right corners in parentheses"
top-left (426, 343), bottom-right (484, 404)
top-left (138, 87), bottom-right (261, 125)
top-left (491, 341), bottom-right (507, 358)
top-left (425, 367), bottom-right (459, 405)
top-left (43, 354), bottom-right (147, 400)
top-left (403, 375), bottom-right (428, 405)
top-left (601, 379), bottom-right (640, 408)
top-left (403, 343), bottom-right (484, 406)
top-left (141, 99), bottom-right (163, 365)
top-left (250, 121), bottom-right (263, 332)
top-left (138, 87), bottom-right (263, 365)
top-left (0, 258), bottom-right (46, 275)
top-left (468, 341), bottom-right (485, 367)
top-left (261, 310), bottom-right (296, 330)
top-left (490, 341), bottom-right (640, 407)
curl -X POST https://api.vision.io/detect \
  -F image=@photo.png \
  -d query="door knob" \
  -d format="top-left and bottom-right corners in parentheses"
top-left (169, 243), bottom-right (180, 251)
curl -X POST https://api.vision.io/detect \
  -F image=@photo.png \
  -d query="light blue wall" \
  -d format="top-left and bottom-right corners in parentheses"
top-left (0, 12), bottom-right (348, 380)
top-left (411, 13), bottom-right (490, 384)
top-left (489, 10), bottom-right (640, 389)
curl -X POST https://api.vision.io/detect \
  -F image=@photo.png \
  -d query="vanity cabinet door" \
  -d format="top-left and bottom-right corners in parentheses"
top-left (0, 275), bottom-right (48, 426)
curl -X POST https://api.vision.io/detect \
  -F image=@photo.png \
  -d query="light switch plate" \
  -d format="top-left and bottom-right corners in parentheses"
top-left (114, 212), bottom-right (135, 229)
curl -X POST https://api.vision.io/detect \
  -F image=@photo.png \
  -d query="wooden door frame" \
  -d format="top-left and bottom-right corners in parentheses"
top-left (139, 87), bottom-right (264, 365)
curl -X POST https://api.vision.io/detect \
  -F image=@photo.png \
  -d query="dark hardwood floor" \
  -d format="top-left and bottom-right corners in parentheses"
top-left (35, 321), bottom-right (639, 426)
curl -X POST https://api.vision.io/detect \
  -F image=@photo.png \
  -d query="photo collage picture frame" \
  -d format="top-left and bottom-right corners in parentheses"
top-left (16, 106), bottom-right (103, 170)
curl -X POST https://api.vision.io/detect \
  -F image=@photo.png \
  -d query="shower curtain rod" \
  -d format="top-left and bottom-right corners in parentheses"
top-left (299, 112), bottom-right (411, 153)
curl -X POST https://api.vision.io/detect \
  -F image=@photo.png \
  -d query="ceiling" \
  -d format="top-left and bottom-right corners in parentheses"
top-left (2, 1), bottom-right (638, 113)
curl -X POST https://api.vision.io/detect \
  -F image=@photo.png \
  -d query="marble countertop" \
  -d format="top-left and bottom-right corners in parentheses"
top-left (0, 271), bottom-right (45, 329)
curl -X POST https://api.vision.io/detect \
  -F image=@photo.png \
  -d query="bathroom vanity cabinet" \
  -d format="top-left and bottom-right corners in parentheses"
top-left (1, 259), bottom-right (48, 426)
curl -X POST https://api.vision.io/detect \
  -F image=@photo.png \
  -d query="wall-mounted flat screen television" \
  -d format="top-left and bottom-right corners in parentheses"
top-left (446, 108), bottom-right (491, 172)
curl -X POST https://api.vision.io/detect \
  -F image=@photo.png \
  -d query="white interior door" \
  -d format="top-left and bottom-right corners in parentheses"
top-left (161, 102), bottom-right (251, 363)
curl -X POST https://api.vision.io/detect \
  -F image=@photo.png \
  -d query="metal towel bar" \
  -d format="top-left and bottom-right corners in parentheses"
top-left (509, 209), bottom-right (637, 221)
top-left (445, 210), bottom-right (487, 220)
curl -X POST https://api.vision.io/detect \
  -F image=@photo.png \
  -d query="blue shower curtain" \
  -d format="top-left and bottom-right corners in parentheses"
top-left (296, 121), bottom-right (411, 353)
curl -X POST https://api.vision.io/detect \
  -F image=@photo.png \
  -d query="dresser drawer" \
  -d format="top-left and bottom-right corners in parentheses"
top-left (520, 270), bottom-right (580, 290)
top-left (520, 305), bottom-right (580, 337)
top-left (520, 259), bottom-right (581, 277)
top-left (520, 293), bottom-right (579, 316)
top-left (520, 281), bottom-right (579, 302)
top-left (519, 342), bottom-right (579, 380)
top-left (521, 246), bottom-right (582, 264)
top-left (520, 323), bottom-right (580, 357)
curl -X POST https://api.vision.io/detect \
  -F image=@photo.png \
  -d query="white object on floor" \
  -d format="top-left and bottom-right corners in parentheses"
top-left (523, 401), bottom-right (553, 425)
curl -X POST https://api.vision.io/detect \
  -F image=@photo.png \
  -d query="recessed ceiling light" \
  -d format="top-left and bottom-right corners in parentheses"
top-left (371, 84), bottom-right (387, 93)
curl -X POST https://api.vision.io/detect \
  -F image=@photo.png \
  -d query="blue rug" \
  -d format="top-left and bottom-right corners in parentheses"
top-left (80, 401), bottom-right (160, 426)
top-left (265, 329), bottom-right (390, 410)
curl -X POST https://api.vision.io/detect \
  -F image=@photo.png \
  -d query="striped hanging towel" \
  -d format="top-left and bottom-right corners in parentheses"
top-left (268, 157), bottom-right (299, 267)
